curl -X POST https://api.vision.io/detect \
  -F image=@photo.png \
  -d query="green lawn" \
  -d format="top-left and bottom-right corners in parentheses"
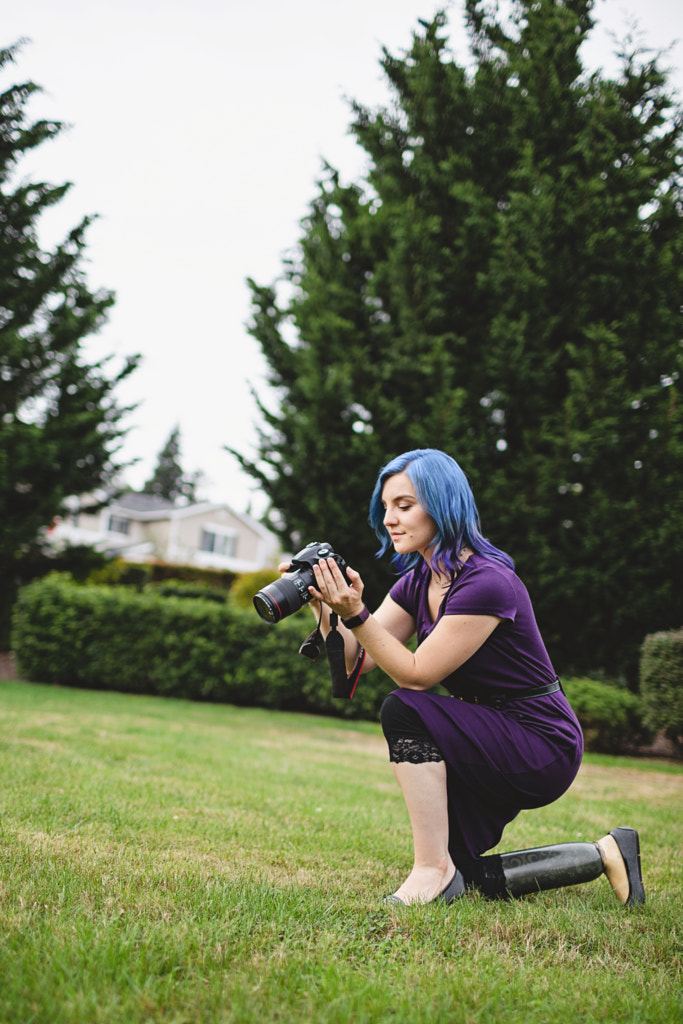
top-left (0, 678), bottom-right (681, 1024)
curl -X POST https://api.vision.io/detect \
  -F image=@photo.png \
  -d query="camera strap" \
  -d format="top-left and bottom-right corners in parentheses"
top-left (298, 609), bottom-right (365, 699)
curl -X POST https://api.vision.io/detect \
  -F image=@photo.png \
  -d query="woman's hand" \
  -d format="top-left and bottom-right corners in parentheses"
top-left (310, 558), bottom-right (365, 620)
top-left (278, 560), bottom-right (323, 617)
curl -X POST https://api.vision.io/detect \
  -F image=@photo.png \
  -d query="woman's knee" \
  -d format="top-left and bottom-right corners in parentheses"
top-left (380, 694), bottom-right (444, 764)
top-left (380, 692), bottom-right (432, 740)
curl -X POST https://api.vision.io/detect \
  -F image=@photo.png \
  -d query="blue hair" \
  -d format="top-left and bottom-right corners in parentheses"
top-left (368, 448), bottom-right (514, 575)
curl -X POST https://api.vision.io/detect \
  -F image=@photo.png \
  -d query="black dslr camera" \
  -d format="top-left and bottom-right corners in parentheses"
top-left (253, 541), bottom-right (349, 624)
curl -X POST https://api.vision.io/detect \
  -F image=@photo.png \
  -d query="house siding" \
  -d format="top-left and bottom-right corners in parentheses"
top-left (48, 496), bottom-right (277, 573)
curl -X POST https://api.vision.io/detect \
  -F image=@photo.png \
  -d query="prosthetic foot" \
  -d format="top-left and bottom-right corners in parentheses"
top-left (595, 826), bottom-right (645, 906)
top-left (474, 827), bottom-right (644, 906)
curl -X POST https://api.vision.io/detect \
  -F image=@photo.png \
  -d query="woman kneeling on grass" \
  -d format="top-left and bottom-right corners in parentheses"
top-left (297, 448), bottom-right (644, 907)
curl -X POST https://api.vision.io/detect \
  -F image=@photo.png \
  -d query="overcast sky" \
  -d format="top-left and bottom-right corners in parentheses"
top-left (4, 0), bottom-right (682, 514)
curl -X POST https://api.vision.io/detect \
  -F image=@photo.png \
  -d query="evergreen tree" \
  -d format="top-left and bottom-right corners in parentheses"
top-left (232, 1), bottom-right (683, 681)
top-left (142, 426), bottom-right (199, 503)
top-left (0, 43), bottom-right (139, 639)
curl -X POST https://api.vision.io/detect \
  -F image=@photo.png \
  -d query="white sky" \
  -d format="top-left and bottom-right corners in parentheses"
top-left (4, 0), bottom-right (682, 515)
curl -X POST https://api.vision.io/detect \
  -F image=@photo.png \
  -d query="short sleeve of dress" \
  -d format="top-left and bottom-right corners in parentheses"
top-left (389, 568), bottom-right (420, 615)
top-left (388, 558), bottom-right (519, 636)
top-left (445, 562), bottom-right (518, 621)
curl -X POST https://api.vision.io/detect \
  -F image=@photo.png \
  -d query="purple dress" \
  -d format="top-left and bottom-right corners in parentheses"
top-left (389, 555), bottom-right (583, 863)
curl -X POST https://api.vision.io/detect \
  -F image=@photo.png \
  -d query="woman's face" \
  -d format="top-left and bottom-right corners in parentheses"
top-left (381, 471), bottom-right (437, 559)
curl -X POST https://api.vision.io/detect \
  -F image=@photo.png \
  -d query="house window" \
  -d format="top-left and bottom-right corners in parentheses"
top-left (200, 529), bottom-right (236, 557)
top-left (107, 515), bottom-right (131, 535)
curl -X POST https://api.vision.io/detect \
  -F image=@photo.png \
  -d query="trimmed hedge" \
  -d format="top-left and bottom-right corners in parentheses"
top-left (229, 568), bottom-right (281, 610)
top-left (562, 678), bottom-right (651, 754)
top-left (0, 543), bottom-right (111, 647)
top-left (87, 559), bottom-right (237, 591)
top-left (640, 629), bottom-right (683, 754)
top-left (10, 574), bottom-right (392, 720)
top-left (147, 580), bottom-right (229, 603)
top-left (11, 575), bottom-right (670, 755)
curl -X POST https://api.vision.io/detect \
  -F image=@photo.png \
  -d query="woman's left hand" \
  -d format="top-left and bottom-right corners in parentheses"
top-left (310, 558), bottom-right (365, 620)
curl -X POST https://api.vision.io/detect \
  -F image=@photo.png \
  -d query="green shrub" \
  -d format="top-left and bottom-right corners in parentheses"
top-left (230, 568), bottom-right (281, 610)
top-left (144, 562), bottom-right (236, 590)
top-left (87, 560), bottom-right (236, 591)
top-left (562, 677), bottom-right (651, 754)
top-left (147, 580), bottom-right (229, 603)
top-left (87, 558), bottom-right (152, 588)
top-left (10, 575), bottom-right (393, 720)
top-left (0, 544), bottom-right (112, 646)
top-left (640, 629), bottom-right (683, 754)
top-left (14, 577), bottom-right (666, 745)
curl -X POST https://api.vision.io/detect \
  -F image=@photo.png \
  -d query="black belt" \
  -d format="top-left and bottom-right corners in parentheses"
top-left (452, 679), bottom-right (562, 711)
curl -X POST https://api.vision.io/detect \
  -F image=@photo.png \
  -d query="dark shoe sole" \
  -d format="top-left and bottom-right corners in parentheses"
top-left (610, 826), bottom-right (645, 907)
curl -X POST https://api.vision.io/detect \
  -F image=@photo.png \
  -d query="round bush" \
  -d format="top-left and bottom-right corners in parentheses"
top-left (640, 629), bottom-right (683, 754)
top-left (563, 677), bottom-right (650, 754)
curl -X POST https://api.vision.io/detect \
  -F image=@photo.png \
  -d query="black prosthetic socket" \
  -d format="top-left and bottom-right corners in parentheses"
top-left (456, 852), bottom-right (507, 898)
top-left (475, 843), bottom-right (604, 899)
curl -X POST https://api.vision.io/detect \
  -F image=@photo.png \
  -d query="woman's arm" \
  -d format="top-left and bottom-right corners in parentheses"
top-left (279, 561), bottom-right (415, 674)
top-left (309, 579), bottom-right (416, 675)
top-left (353, 592), bottom-right (416, 674)
top-left (311, 557), bottom-right (500, 690)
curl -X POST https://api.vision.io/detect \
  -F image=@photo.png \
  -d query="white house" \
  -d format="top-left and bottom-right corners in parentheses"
top-left (48, 492), bottom-right (279, 574)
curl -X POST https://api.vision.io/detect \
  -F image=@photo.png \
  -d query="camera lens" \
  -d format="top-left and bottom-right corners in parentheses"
top-left (253, 591), bottom-right (280, 623)
top-left (253, 574), bottom-right (312, 623)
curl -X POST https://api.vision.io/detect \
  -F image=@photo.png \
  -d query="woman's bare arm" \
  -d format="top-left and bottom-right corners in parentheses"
top-left (311, 557), bottom-right (500, 689)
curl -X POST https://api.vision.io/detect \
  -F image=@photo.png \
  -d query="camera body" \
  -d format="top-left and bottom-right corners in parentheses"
top-left (253, 541), bottom-right (349, 624)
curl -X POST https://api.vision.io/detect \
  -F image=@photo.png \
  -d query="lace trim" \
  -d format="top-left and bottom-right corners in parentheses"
top-left (388, 736), bottom-right (443, 764)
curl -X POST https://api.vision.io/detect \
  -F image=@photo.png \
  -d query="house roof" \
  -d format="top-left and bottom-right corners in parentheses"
top-left (113, 493), bottom-right (177, 514)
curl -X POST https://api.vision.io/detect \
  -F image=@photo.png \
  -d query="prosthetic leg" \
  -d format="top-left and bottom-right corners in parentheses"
top-left (471, 826), bottom-right (645, 906)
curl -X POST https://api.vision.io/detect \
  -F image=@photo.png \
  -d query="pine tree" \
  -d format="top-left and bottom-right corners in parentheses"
top-left (232, 2), bottom-right (683, 680)
top-left (0, 43), bottom-right (139, 639)
top-left (142, 426), bottom-right (199, 503)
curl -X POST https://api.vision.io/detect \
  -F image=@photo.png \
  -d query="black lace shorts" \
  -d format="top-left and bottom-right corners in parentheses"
top-left (380, 692), bottom-right (443, 764)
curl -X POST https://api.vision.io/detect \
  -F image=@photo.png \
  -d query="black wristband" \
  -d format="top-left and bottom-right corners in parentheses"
top-left (341, 606), bottom-right (370, 629)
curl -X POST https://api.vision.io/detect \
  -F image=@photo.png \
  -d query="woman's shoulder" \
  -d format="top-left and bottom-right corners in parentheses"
top-left (449, 554), bottom-right (521, 616)
top-left (389, 560), bottom-right (429, 603)
top-left (462, 553), bottom-right (518, 584)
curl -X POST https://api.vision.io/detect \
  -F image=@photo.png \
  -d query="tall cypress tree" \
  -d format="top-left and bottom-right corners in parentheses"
top-left (0, 44), bottom-right (139, 638)
top-left (233, 2), bottom-right (682, 681)
top-left (143, 426), bottom-right (199, 503)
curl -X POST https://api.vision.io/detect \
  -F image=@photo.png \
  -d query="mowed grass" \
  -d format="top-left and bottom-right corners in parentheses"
top-left (0, 678), bottom-right (681, 1024)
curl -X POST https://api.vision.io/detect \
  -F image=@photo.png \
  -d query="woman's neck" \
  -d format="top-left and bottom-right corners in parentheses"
top-left (427, 547), bottom-right (473, 586)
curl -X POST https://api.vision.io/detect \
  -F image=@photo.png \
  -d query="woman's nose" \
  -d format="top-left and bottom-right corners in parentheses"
top-left (384, 508), bottom-right (397, 526)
